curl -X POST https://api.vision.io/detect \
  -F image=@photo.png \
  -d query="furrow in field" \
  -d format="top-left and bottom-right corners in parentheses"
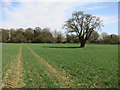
top-left (27, 46), bottom-right (73, 88)
top-left (2, 64), bottom-right (8, 76)
top-left (2, 45), bottom-right (25, 88)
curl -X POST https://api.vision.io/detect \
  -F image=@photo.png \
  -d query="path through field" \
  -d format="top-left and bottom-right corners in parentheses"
top-left (27, 46), bottom-right (73, 88)
top-left (2, 45), bottom-right (25, 88)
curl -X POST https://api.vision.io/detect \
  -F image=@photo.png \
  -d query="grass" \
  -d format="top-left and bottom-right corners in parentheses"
top-left (2, 43), bottom-right (118, 88)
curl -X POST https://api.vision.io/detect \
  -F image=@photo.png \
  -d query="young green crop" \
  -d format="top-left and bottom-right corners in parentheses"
top-left (2, 44), bottom-right (20, 78)
top-left (2, 43), bottom-right (118, 88)
top-left (29, 44), bottom-right (118, 88)
top-left (21, 45), bottom-right (60, 88)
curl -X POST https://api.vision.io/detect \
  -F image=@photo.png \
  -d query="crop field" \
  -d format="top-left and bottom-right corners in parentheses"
top-left (2, 43), bottom-right (118, 88)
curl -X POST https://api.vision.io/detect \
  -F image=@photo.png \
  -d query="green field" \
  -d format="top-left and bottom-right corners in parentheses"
top-left (2, 43), bottom-right (118, 88)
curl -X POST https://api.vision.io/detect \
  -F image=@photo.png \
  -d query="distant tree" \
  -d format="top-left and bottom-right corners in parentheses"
top-left (12, 33), bottom-right (26, 43)
top-left (43, 27), bottom-right (50, 33)
top-left (42, 28), bottom-right (53, 43)
top-left (33, 27), bottom-right (42, 38)
top-left (52, 30), bottom-right (63, 43)
top-left (88, 31), bottom-right (99, 43)
top-left (56, 33), bottom-right (63, 43)
top-left (103, 34), bottom-right (119, 44)
top-left (32, 35), bottom-right (43, 43)
top-left (32, 27), bottom-right (53, 43)
top-left (62, 38), bottom-right (66, 44)
top-left (66, 34), bottom-right (79, 43)
top-left (66, 34), bottom-right (71, 43)
top-left (2, 29), bottom-right (9, 43)
top-left (35, 27), bottom-right (42, 32)
top-left (101, 32), bottom-right (108, 39)
top-left (10, 28), bottom-right (26, 43)
top-left (63, 11), bottom-right (103, 47)
top-left (110, 34), bottom-right (119, 44)
top-left (24, 28), bottom-right (34, 43)
top-left (52, 29), bottom-right (58, 38)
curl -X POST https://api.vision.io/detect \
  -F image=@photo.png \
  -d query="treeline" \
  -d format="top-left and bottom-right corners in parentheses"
top-left (1, 27), bottom-right (64, 43)
top-left (0, 27), bottom-right (119, 44)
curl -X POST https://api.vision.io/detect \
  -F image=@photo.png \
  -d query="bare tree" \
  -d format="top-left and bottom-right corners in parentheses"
top-left (63, 11), bottom-right (103, 47)
top-left (101, 32), bottom-right (108, 39)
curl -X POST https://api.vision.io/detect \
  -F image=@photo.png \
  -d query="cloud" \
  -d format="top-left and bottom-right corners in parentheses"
top-left (87, 6), bottom-right (105, 10)
top-left (96, 15), bottom-right (118, 24)
top-left (1, 2), bottom-right (86, 31)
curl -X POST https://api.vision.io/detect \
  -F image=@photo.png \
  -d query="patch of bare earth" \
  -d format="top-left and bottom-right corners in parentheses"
top-left (27, 46), bottom-right (73, 88)
top-left (2, 45), bottom-right (25, 88)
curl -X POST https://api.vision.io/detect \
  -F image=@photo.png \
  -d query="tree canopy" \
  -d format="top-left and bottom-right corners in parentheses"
top-left (63, 11), bottom-right (103, 47)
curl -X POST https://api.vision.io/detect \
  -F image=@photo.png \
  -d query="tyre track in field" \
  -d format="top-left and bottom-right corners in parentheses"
top-left (2, 45), bottom-right (25, 88)
top-left (2, 64), bottom-right (8, 76)
top-left (27, 46), bottom-right (73, 88)
top-left (2, 56), bottom-right (13, 75)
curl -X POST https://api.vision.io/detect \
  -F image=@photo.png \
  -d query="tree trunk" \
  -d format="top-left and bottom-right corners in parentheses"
top-left (80, 40), bottom-right (85, 47)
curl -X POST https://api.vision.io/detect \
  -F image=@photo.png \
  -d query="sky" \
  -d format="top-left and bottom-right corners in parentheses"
top-left (0, 0), bottom-right (119, 35)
